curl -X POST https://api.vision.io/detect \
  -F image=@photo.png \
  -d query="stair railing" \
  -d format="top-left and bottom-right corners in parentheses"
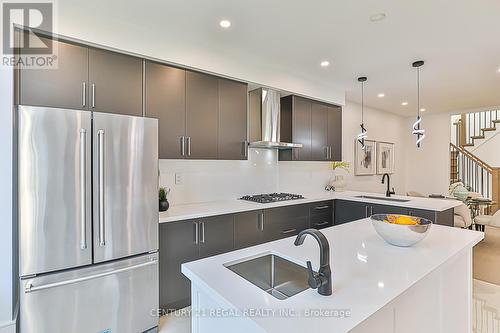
top-left (450, 142), bottom-right (494, 200)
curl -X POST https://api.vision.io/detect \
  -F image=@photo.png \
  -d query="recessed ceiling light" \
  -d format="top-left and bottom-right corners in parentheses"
top-left (377, 93), bottom-right (385, 98)
top-left (420, 108), bottom-right (426, 112)
top-left (497, 68), bottom-right (500, 73)
top-left (219, 20), bottom-right (231, 28)
top-left (320, 60), bottom-right (330, 67)
top-left (370, 13), bottom-right (387, 22)
top-left (401, 102), bottom-right (409, 106)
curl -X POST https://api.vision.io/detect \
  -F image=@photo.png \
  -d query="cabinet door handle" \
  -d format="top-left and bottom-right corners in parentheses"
top-left (365, 206), bottom-right (369, 218)
top-left (370, 206), bottom-right (374, 216)
top-left (193, 222), bottom-right (199, 244)
top-left (242, 140), bottom-right (248, 157)
top-left (314, 205), bottom-right (330, 210)
top-left (180, 136), bottom-right (186, 156)
top-left (91, 84), bottom-right (96, 108)
top-left (282, 228), bottom-right (297, 234)
top-left (329, 146), bottom-right (333, 160)
top-left (324, 146), bottom-right (329, 160)
top-left (258, 213), bottom-right (264, 231)
top-left (82, 82), bottom-right (86, 107)
top-left (186, 137), bottom-right (191, 157)
top-left (200, 222), bottom-right (205, 243)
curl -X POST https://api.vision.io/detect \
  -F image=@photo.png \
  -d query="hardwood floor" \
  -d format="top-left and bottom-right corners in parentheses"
top-left (474, 226), bottom-right (500, 285)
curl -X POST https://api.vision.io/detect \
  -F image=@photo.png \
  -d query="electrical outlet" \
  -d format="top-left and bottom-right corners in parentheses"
top-left (175, 173), bottom-right (183, 185)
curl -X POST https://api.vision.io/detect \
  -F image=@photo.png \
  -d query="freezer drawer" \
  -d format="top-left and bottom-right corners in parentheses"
top-left (92, 112), bottom-right (159, 263)
top-left (20, 253), bottom-right (159, 333)
top-left (18, 106), bottom-right (92, 276)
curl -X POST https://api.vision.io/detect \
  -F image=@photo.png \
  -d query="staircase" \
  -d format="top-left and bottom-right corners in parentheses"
top-left (451, 110), bottom-right (500, 213)
top-left (455, 110), bottom-right (500, 147)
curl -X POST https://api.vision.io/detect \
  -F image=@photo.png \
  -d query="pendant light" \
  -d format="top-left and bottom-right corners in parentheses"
top-left (412, 61), bottom-right (425, 147)
top-left (357, 76), bottom-right (368, 150)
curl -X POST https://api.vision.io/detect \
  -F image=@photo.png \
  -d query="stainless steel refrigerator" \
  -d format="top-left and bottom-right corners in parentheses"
top-left (17, 105), bottom-right (159, 333)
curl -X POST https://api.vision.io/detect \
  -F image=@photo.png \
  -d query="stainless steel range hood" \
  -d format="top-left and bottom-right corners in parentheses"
top-left (248, 88), bottom-right (303, 149)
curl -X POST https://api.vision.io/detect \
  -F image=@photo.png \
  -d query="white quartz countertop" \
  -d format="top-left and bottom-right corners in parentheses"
top-left (182, 219), bottom-right (483, 333)
top-left (159, 191), bottom-right (462, 223)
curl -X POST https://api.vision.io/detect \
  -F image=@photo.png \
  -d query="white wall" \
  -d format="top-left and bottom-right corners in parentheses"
top-left (0, 66), bottom-right (15, 331)
top-left (404, 112), bottom-right (451, 196)
top-left (160, 101), bottom-right (408, 205)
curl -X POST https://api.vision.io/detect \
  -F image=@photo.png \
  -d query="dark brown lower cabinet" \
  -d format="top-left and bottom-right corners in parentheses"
top-left (333, 199), bottom-right (454, 227)
top-left (264, 204), bottom-right (310, 241)
top-left (159, 215), bottom-right (235, 312)
top-left (159, 220), bottom-right (198, 312)
top-left (234, 210), bottom-right (265, 249)
top-left (199, 215), bottom-right (235, 258)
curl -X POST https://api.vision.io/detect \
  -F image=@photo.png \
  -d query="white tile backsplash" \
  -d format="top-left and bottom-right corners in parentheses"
top-left (159, 148), bottom-right (281, 204)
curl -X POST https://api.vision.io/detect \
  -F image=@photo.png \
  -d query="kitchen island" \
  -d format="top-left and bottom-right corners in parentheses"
top-left (182, 218), bottom-right (483, 333)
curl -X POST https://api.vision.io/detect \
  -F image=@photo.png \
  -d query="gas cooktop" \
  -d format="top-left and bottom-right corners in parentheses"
top-left (239, 193), bottom-right (305, 204)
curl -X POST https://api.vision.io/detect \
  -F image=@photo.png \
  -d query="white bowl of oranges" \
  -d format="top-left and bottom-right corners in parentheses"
top-left (371, 214), bottom-right (432, 247)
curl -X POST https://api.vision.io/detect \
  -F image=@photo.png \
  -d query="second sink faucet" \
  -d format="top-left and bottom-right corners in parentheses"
top-left (294, 229), bottom-right (332, 296)
top-left (381, 173), bottom-right (395, 197)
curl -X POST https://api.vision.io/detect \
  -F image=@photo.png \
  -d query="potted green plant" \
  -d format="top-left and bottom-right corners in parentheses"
top-left (159, 187), bottom-right (170, 212)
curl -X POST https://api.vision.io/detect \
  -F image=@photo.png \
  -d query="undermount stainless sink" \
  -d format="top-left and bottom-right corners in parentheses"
top-left (355, 195), bottom-right (411, 203)
top-left (224, 254), bottom-right (311, 300)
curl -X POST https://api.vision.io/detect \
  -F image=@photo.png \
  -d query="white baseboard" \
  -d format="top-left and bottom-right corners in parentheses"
top-left (0, 320), bottom-right (16, 333)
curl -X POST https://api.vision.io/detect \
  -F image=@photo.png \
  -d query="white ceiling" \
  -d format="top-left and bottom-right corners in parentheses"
top-left (58, 0), bottom-right (500, 116)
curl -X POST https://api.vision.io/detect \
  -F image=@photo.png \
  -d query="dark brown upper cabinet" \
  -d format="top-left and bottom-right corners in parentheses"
top-left (218, 78), bottom-right (248, 160)
top-left (19, 36), bottom-right (89, 110)
top-left (327, 105), bottom-right (342, 161)
top-left (291, 96), bottom-right (312, 161)
top-left (145, 61), bottom-right (186, 159)
top-left (311, 102), bottom-right (329, 161)
top-left (185, 71), bottom-right (219, 159)
top-left (88, 48), bottom-right (143, 116)
top-left (280, 95), bottom-right (342, 161)
top-left (145, 61), bottom-right (248, 160)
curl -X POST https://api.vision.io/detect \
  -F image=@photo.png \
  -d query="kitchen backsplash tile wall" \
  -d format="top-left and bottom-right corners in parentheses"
top-left (159, 149), bottom-right (279, 204)
top-left (159, 101), bottom-right (408, 205)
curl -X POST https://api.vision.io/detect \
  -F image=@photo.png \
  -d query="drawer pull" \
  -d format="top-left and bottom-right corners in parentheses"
top-left (314, 205), bottom-right (330, 210)
top-left (315, 221), bottom-right (330, 227)
top-left (282, 228), bottom-right (297, 234)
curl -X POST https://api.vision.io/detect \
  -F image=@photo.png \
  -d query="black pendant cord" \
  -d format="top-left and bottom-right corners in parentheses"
top-left (412, 61), bottom-right (425, 147)
top-left (417, 66), bottom-right (420, 119)
top-left (357, 76), bottom-right (368, 149)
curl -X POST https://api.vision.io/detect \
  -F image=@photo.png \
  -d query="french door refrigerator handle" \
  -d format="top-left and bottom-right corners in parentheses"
top-left (80, 129), bottom-right (87, 250)
top-left (98, 129), bottom-right (105, 246)
top-left (24, 258), bottom-right (158, 294)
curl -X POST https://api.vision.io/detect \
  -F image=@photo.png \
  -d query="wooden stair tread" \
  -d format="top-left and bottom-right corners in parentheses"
top-left (481, 127), bottom-right (496, 132)
top-left (462, 143), bottom-right (474, 147)
top-left (471, 135), bottom-right (485, 139)
top-left (493, 120), bottom-right (500, 123)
